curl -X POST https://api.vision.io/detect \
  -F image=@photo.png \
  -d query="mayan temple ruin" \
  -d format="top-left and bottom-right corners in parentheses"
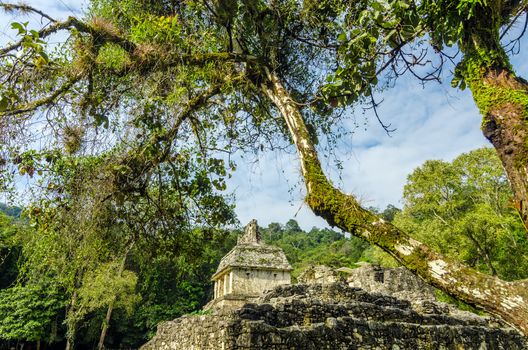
top-left (142, 221), bottom-right (528, 350)
top-left (205, 219), bottom-right (292, 310)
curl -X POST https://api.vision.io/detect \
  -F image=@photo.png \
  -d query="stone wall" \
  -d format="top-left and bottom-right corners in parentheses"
top-left (231, 269), bottom-right (290, 296)
top-left (142, 282), bottom-right (528, 350)
top-left (344, 264), bottom-right (436, 301)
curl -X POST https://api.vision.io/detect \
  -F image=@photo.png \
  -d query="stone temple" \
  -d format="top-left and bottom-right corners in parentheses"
top-left (206, 219), bottom-right (292, 309)
top-left (142, 220), bottom-right (528, 349)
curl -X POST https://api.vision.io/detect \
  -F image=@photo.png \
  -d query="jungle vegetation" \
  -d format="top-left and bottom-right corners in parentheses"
top-left (0, 0), bottom-right (527, 342)
top-left (2, 147), bottom-right (528, 348)
top-left (0, 208), bottom-right (371, 349)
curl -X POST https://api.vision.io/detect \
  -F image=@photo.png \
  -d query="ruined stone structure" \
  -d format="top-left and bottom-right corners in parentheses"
top-left (206, 220), bottom-right (292, 309)
top-left (142, 263), bottom-right (528, 349)
top-left (343, 263), bottom-right (435, 299)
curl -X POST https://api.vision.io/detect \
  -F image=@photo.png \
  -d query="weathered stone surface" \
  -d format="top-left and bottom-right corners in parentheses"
top-left (342, 264), bottom-right (495, 321)
top-left (141, 282), bottom-right (528, 350)
top-left (214, 245), bottom-right (292, 275)
top-left (298, 265), bottom-right (343, 285)
top-left (344, 264), bottom-right (436, 301)
top-left (237, 219), bottom-right (261, 245)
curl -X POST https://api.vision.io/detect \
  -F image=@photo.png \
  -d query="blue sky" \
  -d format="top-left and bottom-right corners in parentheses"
top-left (231, 45), bottom-right (528, 230)
top-left (1, 1), bottom-right (526, 230)
top-left (231, 75), bottom-right (490, 229)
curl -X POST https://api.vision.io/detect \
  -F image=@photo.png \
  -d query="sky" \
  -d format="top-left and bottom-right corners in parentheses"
top-left (231, 76), bottom-right (491, 229)
top-left (1, 1), bottom-right (527, 230)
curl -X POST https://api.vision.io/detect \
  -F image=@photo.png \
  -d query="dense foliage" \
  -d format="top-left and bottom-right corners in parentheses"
top-left (0, 208), bottom-right (373, 349)
top-left (395, 148), bottom-right (528, 280)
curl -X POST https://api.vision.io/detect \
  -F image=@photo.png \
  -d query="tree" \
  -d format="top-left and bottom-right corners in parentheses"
top-left (381, 204), bottom-right (401, 223)
top-left (340, 0), bottom-right (528, 230)
top-left (395, 148), bottom-right (528, 280)
top-left (5, 154), bottom-right (236, 348)
top-left (0, 283), bottom-right (65, 346)
top-left (284, 219), bottom-right (303, 233)
top-left (418, 0), bottom-right (528, 231)
top-left (19, 152), bottom-right (234, 349)
top-left (0, 0), bottom-right (527, 336)
top-left (0, 211), bottom-right (67, 349)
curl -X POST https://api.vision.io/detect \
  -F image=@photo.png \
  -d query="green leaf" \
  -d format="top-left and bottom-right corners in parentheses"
top-left (10, 22), bottom-right (26, 35)
top-left (0, 97), bottom-right (9, 111)
top-left (337, 32), bottom-right (348, 42)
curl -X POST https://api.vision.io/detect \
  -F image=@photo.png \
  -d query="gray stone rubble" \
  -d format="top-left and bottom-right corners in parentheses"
top-left (142, 265), bottom-right (528, 349)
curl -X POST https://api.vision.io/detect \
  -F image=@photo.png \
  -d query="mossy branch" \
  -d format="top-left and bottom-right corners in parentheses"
top-left (0, 75), bottom-right (81, 116)
top-left (261, 68), bottom-right (528, 336)
top-left (0, 3), bottom-right (57, 22)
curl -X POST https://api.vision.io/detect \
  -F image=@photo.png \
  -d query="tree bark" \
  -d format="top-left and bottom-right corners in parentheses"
top-left (64, 291), bottom-right (77, 350)
top-left (465, 229), bottom-right (497, 276)
top-left (97, 303), bottom-right (114, 350)
top-left (469, 65), bottom-right (528, 232)
top-left (260, 68), bottom-right (528, 336)
top-left (458, 4), bottom-right (528, 233)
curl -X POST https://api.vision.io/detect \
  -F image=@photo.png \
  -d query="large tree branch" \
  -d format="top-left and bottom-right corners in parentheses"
top-left (0, 75), bottom-right (81, 116)
top-left (0, 12), bottom-right (257, 67)
top-left (0, 3), bottom-right (57, 22)
top-left (0, 16), bottom-right (135, 56)
top-left (458, 11), bottom-right (528, 234)
top-left (0, 5), bottom-right (139, 56)
top-left (260, 68), bottom-right (528, 336)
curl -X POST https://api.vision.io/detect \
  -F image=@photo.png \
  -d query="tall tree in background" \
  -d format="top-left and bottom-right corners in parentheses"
top-left (395, 148), bottom-right (528, 280)
top-left (21, 151), bottom-right (235, 349)
top-left (0, 0), bottom-right (527, 336)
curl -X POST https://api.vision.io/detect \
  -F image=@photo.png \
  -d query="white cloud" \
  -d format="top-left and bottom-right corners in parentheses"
top-left (335, 77), bottom-right (490, 210)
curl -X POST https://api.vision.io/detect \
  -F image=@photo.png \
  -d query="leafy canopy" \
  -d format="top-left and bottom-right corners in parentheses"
top-left (395, 148), bottom-right (528, 280)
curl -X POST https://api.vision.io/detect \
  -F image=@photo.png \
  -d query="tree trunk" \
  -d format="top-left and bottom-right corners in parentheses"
top-left (457, 5), bottom-right (528, 233)
top-left (466, 229), bottom-right (497, 276)
top-left (50, 316), bottom-right (58, 344)
top-left (468, 65), bottom-right (528, 232)
top-left (97, 303), bottom-right (114, 350)
top-left (64, 291), bottom-right (77, 350)
top-left (97, 243), bottom-right (133, 350)
top-left (260, 68), bottom-right (528, 336)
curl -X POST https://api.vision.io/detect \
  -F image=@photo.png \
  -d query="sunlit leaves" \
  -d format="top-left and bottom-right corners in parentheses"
top-left (418, 0), bottom-right (496, 50)
top-left (78, 261), bottom-right (140, 315)
top-left (396, 148), bottom-right (528, 280)
top-left (0, 283), bottom-right (65, 341)
top-left (96, 43), bottom-right (131, 71)
top-left (319, 0), bottom-right (421, 106)
top-left (130, 15), bottom-right (183, 45)
top-left (10, 21), bottom-right (49, 67)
